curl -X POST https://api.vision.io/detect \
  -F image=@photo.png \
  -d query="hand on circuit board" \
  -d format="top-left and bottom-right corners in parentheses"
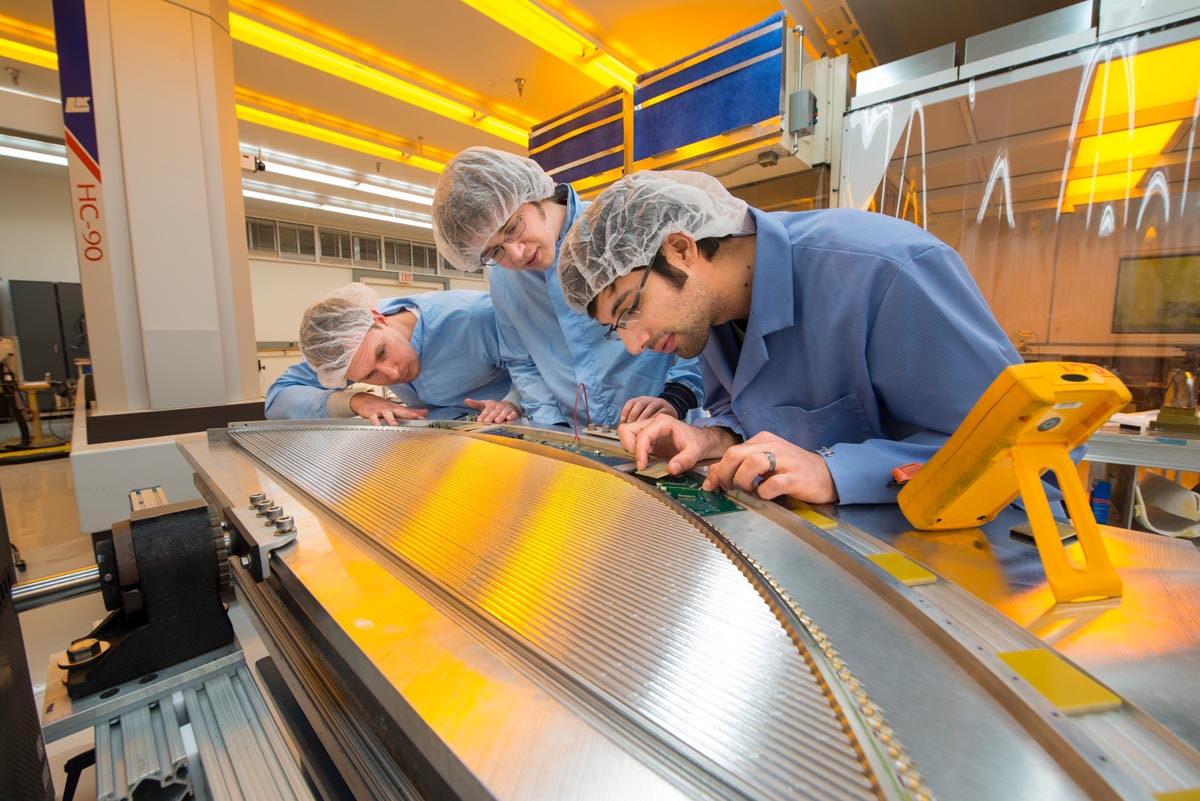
top-left (350, 393), bottom-right (429, 425)
top-left (618, 414), bottom-right (736, 474)
top-left (702, 431), bottom-right (838, 504)
top-left (619, 395), bottom-right (678, 423)
top-left (465, 398), bottom-right (522, 424)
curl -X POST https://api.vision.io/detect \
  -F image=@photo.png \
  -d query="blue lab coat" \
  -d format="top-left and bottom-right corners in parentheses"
top-left (487, 185), bottom-right (704, 426)
top-left (697, 208), bottom-right (1021, 504)
top-left (265, 290), bottom-right (513, 421)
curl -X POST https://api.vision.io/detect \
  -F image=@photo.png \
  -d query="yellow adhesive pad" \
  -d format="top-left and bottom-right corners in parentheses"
top-left (867, 553), bottom-right (937, 586)
top-left (789, 502), bottom-right (837, 530)
top-left (1154, 790), bottom-right (1200, 801)
top-left (997, 649), bottom-right (1122, 715)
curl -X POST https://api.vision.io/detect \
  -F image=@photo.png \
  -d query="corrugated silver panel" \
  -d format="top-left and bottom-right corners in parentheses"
top-left (230, 425), bottom-right (881, 801)
top-left (94, 662), bottom-right (310, 801)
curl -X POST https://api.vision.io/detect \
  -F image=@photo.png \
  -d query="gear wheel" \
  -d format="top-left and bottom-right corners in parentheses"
top-left (208, 508), bottom-right (232, 594)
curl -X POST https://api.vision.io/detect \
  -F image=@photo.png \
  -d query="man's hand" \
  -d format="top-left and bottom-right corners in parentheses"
top-left (465, 397), bottom-right (522, 424)
top-left (701, 431), bottom-right (838, 504)
top-left (617, 414), bottom-right (736, 473)
top-left (619, 395), bottom-right (678, 423)
top-left (349, 393), bottom-right (429, 426)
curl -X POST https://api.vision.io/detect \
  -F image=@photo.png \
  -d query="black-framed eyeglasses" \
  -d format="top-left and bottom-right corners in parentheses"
top-left (479, 210), bottom-right (527, 268)
top-left (603, 266), bottom-right (651, 340)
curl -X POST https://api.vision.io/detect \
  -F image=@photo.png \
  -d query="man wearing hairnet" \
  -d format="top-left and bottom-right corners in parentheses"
top-left (558, 171), bottom-right (1021, 506)
top-left (266, 283), bottom-right (519, 425)
top-left (432, 147), bottom-right (704, 427)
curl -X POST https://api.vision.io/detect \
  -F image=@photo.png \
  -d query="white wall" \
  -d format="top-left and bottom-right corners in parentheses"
top-left (0, 165), bottom-right (81, 283)
top-left (0, 161), bottom-right (489, 396)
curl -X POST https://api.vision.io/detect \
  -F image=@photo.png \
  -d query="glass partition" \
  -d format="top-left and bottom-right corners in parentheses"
top-left (841, 25), bottom-right (1200, 410)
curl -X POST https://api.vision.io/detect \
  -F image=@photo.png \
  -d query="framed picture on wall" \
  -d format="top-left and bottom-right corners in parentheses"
top-left (1112, 253), bottom-right (1200, 333)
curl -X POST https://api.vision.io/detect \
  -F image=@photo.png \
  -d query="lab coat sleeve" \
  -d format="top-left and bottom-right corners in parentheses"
top-left (663, 356), bottom-right (705, 405)
top-left (823, 244), bottom-right (1021, 504)
top-left (265, 361), bottom-right (345, 420)
top-left (494, 303), bottom-right (567, 425)
top-left (692, 359), bottom-right (746, 440)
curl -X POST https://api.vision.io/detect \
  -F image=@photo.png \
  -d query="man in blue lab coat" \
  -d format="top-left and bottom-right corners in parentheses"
top-left (558, 170), bottom-right (1021, 505)
top-left (432, 147), bottom-right (703, 427)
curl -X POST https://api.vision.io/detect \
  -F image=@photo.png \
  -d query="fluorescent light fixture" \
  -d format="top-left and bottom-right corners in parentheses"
top-left (236, 104), bottom-right (447, 174)
top-left (462, 0), bottom-right (637, 90)
top-left (264, 161), bottom-right (358, 188)
top-left (0, 144), bottom-right (68, 166)
top-left (354, 182), bottom-right (434, 206)
top-left (0, 36), bottom-right (57, 70)
top-left (318, 204), bottom-right (433, 229)
top-left (243, 183), bottom-right (433, 229)
top-left (246, 149), bottom-right (436, 206)
top-left (229, 14), bottom-right (527, 145)
top-left (242, 189), bottom-right (319, 208)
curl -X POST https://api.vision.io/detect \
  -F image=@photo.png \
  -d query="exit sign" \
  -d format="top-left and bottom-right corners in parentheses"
top-left (397, 272), bottom-right (413, 283)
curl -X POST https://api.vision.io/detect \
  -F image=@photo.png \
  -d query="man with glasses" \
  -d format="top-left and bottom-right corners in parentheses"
top-left (266, 283), bottom-right (520, 425)
top-left (558, 171), bottom-right (1021, 505)
top-left (432, 147), bottom-right (703, 427)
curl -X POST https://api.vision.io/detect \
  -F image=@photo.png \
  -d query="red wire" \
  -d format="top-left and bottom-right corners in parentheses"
top-left (573, 383), bottom-right (590, 445)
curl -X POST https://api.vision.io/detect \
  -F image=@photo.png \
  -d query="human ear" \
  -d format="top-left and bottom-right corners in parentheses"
top-left (663, 232), bottom-right (698, 268)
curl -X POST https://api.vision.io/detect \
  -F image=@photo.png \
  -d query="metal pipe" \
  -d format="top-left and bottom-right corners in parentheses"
top-left (12, 564), bottom-right (102, 612)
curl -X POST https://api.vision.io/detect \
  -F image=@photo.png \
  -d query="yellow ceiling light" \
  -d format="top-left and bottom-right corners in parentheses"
top-left (230, 0), bottom-right (535, 129)
top-left (1073, 120), bottom-right (1182, 168)
top-left (462, 0), bottom-right (637, 91)
top-left (236, 105), bottom-right (446, 174)
top-left (0, 36), bottom-right (57, 71)
top-left (0, 14), bottom-right (55, 49)
top-left (1064, 170), bottom-right (1146, 198)
top-left (1084, 38), bottom-right (1200, 121)
top-left (228, 14), bottom-right (527, 145)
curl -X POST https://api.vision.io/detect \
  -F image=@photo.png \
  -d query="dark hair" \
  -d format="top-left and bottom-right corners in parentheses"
top-left (585, 235), bottom-right (729, 317)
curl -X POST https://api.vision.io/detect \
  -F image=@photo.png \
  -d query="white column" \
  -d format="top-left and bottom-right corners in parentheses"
top-left (54, 0), bottom-right (257, 410)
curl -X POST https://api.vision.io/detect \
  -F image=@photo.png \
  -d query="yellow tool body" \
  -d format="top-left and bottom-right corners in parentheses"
top-left (898, 362), bottom-right (1131, 603)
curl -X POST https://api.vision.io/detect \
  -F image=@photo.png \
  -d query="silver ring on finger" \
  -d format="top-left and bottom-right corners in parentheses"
top-left (763, 450), bottom-right (776, 476)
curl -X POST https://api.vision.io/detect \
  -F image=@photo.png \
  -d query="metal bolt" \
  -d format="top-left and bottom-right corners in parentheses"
top-left (1037, 416), bottom-right (1062, 432)
top-left (67, 638), bottom-right (102, 664)
top-left (274, 516), bottom-right (295, 535)
top-left (254, 499), bottom-right (273, 516)
top-left (249, 492), bottom-right (266, 509)
top-left (263, 505), bottom-right (283, 523)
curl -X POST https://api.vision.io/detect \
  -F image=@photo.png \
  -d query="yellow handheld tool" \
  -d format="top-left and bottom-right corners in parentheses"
top-left (898, 362), bottom-right (1131, 603)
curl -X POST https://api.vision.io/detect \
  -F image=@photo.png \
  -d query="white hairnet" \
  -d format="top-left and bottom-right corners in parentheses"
top-left (558, 170), bottom-right (754, 312)
top-left (432, 146), bottom-right (556, 271)
top-left (299, 283), bottom-right (380, 388)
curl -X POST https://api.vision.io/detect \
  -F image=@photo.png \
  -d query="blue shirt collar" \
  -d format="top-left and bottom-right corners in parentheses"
top-left (747, 208), bottom-right (796, 337)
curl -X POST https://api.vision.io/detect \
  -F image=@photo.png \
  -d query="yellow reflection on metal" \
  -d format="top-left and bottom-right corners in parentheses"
top-left (229, 13), bottom-right (528, 145)
top-left (1084, 38), bottom-right (1200, 121)
top-left (462, 0), bottom-right (637, 90)
top-left (1073, 121), bottom-right (1182, 169)
top-left (1065, 169), bottom-right (1147, 198)
top-left (235, 90), bottom-right (449, 173)
top-left (0, 36), bottom-right (56, 71)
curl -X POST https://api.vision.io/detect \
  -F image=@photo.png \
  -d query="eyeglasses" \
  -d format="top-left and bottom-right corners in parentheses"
top-left (479, 210), bottom-right (527, 268)
top-left (603, 266), bottom-right (651, 340)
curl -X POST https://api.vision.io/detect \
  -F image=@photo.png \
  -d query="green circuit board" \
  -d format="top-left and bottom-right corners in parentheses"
top-left (657, 479), bottom-right (742, 517)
